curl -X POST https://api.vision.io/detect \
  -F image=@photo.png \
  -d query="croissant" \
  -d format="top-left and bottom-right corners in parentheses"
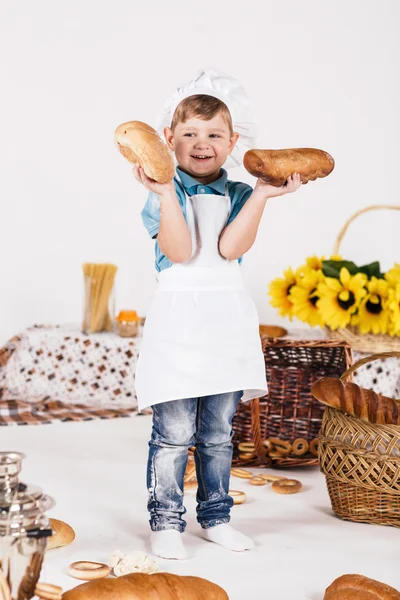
top-left (62, 572), bottom-right (229, 600)
top-left (324, 574), bottom-right (400, 600)
top-left (311, 378), bottom-right (400, 425)
top-left (243, 148), bottom-right (334, 186)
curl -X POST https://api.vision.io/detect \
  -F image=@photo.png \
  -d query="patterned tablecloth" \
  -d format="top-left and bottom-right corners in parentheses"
top-left (0, 324), bottom-right (141, 425)
top-left (1, 325), bottom-right (399, 426)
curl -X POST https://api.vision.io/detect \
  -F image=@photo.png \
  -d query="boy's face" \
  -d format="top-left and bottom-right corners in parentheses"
top-left (164, 113), bottom-right (239, 184)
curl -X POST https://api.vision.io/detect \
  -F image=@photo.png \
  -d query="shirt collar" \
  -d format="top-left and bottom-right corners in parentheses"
top-left (176, 167), bottom-right (228, 194)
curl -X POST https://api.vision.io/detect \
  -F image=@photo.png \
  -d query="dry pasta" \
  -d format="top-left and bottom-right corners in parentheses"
top-left (82, 263), bottom-right (118, 333)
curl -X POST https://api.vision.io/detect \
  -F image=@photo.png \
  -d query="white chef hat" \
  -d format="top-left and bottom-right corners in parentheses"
top-left (156, 68), bottom-right (258, 169)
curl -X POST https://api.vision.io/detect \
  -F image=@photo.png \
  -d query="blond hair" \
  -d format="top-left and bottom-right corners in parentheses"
top-left (171, 94), bottom-right (233, 135)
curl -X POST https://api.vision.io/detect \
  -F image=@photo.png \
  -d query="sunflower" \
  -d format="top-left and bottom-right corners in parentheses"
top-left (317, 267), bottom-right (367, 330)
top-left (385, 263), bottom-right (400, 286)
top-left (387, 282), bottom-right (400, 336)
top-left (296, 255), bottom-right (324, 279)
top-left (268, 267), bottom-right (297, 319)
top-left (352, 277), bottom-right (390, 335)
top-left (290, 270), bottom-right (325, 327)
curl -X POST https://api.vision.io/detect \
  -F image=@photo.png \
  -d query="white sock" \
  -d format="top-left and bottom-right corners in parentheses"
top-left (150, 530), bottom-right (187, 560)
top-left (203, 523), bottom-right (254, 552)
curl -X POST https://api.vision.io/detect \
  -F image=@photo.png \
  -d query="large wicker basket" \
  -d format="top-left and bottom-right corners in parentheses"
top-left (232, 337), bottom-right (352, 468)
top-left (326, 204), bottom-right (400, 353)
top-left (318, 353), bottom-right (400, 527)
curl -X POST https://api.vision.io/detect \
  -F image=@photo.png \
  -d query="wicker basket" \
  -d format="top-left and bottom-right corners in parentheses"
top-left (232, 337), bottom-right (352, 468)
top-left (318, 352), bottom-right (400, 527)
top-left (326, 204), bottom-right (400, 353)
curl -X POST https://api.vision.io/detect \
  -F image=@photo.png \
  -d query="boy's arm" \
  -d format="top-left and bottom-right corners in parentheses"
top-left (135, 165), bottom-right (192, 263)
top-left (219, 174), bottom-right (302, 261)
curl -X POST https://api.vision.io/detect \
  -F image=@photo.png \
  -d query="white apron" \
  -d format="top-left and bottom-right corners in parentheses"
top-left (135, 182), bottom-right (268, 410)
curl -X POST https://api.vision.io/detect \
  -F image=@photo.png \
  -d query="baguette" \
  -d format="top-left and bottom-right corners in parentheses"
top-left (114, 121), bottom-right (175, 184)
top-left (243, 148), bottom-right (334, 186)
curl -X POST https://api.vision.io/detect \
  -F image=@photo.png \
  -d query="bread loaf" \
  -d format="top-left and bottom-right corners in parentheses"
top-left (311, 378), bottom-right (400, 425)
top-left (243, 148), bottom-right (335, 186)
top-left (62, 572), bottom-right (228, 600)
top-left (324, 574), bottom-right (400, 600)
top-left (114, 121), bottom-right (175, 184)
top-left (47, 519), bottom-right (75, 550)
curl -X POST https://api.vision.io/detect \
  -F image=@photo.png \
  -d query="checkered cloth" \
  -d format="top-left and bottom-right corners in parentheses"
top-left (0, 326), bottom-right (139, 426)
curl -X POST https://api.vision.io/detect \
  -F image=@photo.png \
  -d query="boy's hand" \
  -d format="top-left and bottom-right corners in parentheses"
top-left (132, 164), bottom-right (175, 197)
top-left (254, 173), bottom-right (302, 199)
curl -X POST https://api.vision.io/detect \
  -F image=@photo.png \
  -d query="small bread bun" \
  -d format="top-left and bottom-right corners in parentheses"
top-left (114, 121), bottom-right (175, 184)
top-left (47, 518), bottom-right (76, 550)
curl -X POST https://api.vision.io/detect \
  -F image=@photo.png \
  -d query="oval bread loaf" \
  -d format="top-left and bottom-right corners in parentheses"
top-left (243, 148), bottom-right (335, 186)
top-left (114, 121), bottom-right (175, 184)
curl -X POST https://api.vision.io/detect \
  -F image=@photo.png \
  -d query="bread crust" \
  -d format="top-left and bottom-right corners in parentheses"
top-left (324, 574), bottom-right (400, 600)
top-left (243, 148), bottom-right (335, 186)
top-left (114, 121), bottom-right (175, 184)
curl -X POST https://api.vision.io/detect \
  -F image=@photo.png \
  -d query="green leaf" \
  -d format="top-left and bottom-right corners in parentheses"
top-left (322, 259), bottom-right (384, 280)
top-left (357, 261), bottom-right (384, 279)
top-left (322, 260), bottom-right (359, 279)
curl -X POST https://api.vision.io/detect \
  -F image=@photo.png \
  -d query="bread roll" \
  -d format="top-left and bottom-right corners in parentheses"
top-left (311, 378), bottom-right (400, 425)
top-left (243, 148), bottom-right (335, 186)
top-left (62, 572), bottom-right (228, 600)
top-left (114, 121), bottom-right (175, 184)
top-left (47, 519), bottom-right (76, 550)
top-left (324, 574), bottom-right (400, 600)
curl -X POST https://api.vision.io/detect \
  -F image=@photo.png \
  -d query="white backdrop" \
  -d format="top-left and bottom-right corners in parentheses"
top-left (0, 0), bottom-right (399, 345)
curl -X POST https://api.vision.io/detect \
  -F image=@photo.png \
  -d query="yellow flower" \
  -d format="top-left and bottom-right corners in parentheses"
top-left (352, 277), bottom-right (390, 334)
top-left (269, 267), bottom-right (297, 319)
top-left (385, 263), bottom-right (400, 286)
top-left (290, 270), bottom-right (325, 327)
top-left (387, 282), bottom-right (400, 336)
top-left (317, 267), bottom-right (367, 330)
top-left (296, 256), bottom-right (324, 279)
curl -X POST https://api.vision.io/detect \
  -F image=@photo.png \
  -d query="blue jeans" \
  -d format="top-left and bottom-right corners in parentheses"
top-left (147, 391), bottom-right (241, 532)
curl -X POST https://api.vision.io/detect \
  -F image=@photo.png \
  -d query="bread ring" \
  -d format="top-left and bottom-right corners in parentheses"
top-left (68, 561), bottom-right (110, 581)
top-left (258, 473), bottom-right (287, 482)
top-left (292, 438), bottom-right (309, 456)
top-left (237, 441), bottom-right (255, 452)
top-left (114, 121), bottom-right (175, 184)
top-left (228, 490), bottom-right (246, 505)
top-left (271, 479), bottom-right (302, 494)
top-left (230, 468), bottom-right (253, 479)
top-left (249, 476), bottom-right (268, 486)
top-left (268, 438), bottom-right (292, 454)
top-left (184, 478), bottom-right (198, 490)
top-left (239, 452), bottom-right (256, 460)
top-left (184, 464), bottom-right (196, 482)
top-left (268, 451), bottom-right (286, 459)
top-left (259, 325), bottom-right (288, 338)
top-left (35, 582), bottom-right (63, 600)
top-left (262, 440), bottom-right (272, 452)
top-left (310, 438), bottom-right (320, 456)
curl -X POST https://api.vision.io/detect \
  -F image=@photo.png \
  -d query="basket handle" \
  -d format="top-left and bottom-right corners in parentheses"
top-left (340, 351), bottom-right (400, 381)
top-left (333, 205), bottom-right (400, 255)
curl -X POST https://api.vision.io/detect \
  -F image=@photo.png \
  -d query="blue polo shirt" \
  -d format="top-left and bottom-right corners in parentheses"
top-left (141, 167), bottom-right (253, 272)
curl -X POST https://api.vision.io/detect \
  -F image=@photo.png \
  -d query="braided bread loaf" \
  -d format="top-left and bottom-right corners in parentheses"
top-left (311, 378), bottom-right (400, 426)
top-left (243, 148), bottom-right (335, 186)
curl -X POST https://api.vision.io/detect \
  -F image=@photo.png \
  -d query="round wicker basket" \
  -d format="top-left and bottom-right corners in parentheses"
top-left (326, 204), bottom-right (400, 353)
top-left (318, 353), bottom-right (400, 527)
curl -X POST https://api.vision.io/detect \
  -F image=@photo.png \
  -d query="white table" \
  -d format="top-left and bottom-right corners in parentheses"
top-left (2, 415), bottom-right (398, 600)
